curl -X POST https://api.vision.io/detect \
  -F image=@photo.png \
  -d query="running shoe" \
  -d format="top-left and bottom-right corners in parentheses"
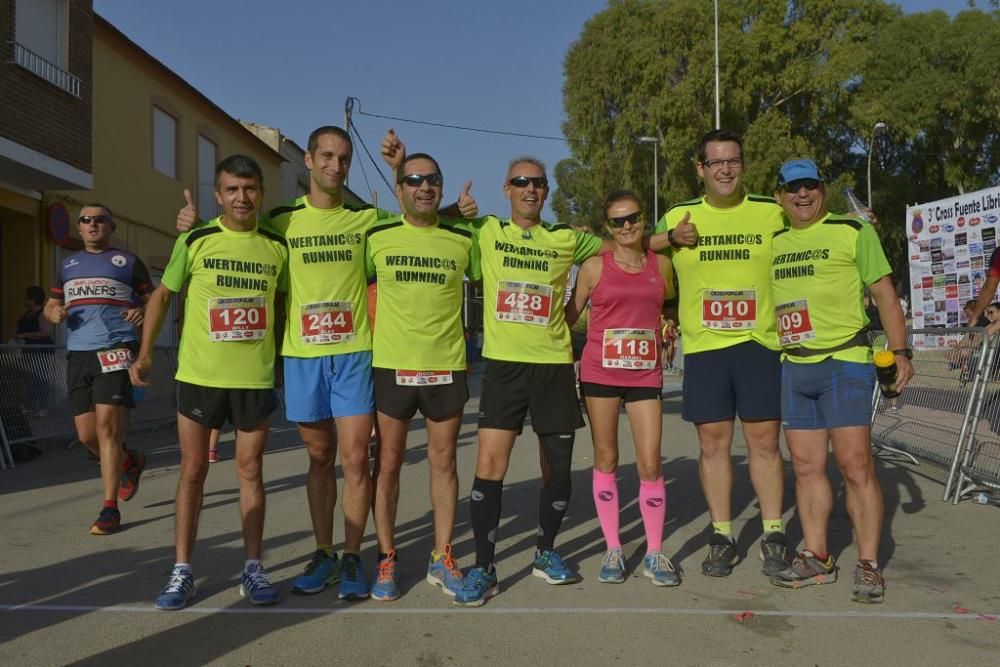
top-left (760, 531), bottom-right (791, 575)
top-left (770, 550), bottom-right (838, 589)
top-left (643, 551), bottom-right (681, 587)
top-left (338, 553), bottom-right (370, 600)
top-left (701, 533), bottom-right (738, 577)
top-left (532, 549), bottom-right (580, 585)
top-left (370, 551), bottom-right (400, 601)
top-left (291, 550), bottom-right (341, 595)
top-left (118, 450), bottom-right (146, 502)
top-left (851, 560), bottom-right (885, 603)
top-left (453, 565), bottom-right (499, 607)
top-left (89, 506), bottom-right (121, 535)
top-left (426, 544), bottom-right (464, 596)
top-left (598, 548), bottom-right (626, 584)
top-left (155, 567), bottom-right (196, 610)
top-left (240, 562), bottom-right (279, 605)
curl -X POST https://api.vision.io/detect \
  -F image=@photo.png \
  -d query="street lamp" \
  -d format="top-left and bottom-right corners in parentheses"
top-left (866, 121), bottom-right (887, 207)
top-left (638, 136), bottom-right (659, 223)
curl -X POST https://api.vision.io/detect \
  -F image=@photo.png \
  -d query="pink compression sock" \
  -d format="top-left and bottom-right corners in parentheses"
top-left (592, 469), bottom-right (621, 550)
top-left (639, 477), bottom-right (666, 554)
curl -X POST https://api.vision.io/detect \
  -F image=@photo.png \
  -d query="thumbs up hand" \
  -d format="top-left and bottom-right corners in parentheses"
top-left (672, 212), bottom-right (698, 247)
top-left (177, 188), bottom-right (199, 233)
top-left (380, 129), bottom-right (406, 172)
top-left (458, 180), bottom-right (479, 219)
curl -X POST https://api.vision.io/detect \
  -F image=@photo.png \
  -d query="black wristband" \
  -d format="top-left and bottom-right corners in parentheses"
top-left (892, 348), bottom-right (913, 359)
top-left (667, 228), bottom-right (676, 247)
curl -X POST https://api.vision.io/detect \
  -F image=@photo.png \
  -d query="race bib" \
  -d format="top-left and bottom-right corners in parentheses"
top-left (702, 289), bottom-right (757, 330)
top-left (495, 281), bottom-right (553, 325)
top-left (395, 370), bottom-right (454, 386)
top-left (300, 301), bottom-right (354, 344)
top-left (602, 328), bottom-right (658, 369)
top-left (776, 299), bottom-right (817, 346)
top-left (208, 296), bottom-right (267, 341)
top-left (97, 348), bottom-right (134, 373)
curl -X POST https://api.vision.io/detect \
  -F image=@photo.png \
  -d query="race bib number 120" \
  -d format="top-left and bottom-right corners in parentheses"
top-left (602, 329), bottom-right (657, 369)
top-left (208, 296), bottom-right (267, 341)
top-left (301, 301), bottom-right (354, 344)
top-left (702, 289), bottom-right (757, 330)
top-left (495, 281), bottom-right (553, 325)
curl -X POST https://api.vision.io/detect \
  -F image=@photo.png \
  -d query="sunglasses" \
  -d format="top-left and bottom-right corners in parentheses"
top-left (508, 176), bottom-right (549, 189)
top-left (398, 173), bottom-right (443, 187)
top-left (78, 215), bottom-right (113, 225)
top-left (607, 212), bottom-right (643, 228)
top-left (780, 178), bottom-right (821, 193)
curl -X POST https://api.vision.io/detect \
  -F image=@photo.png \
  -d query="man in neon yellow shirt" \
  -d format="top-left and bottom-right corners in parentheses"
top-left (654, 129), bottom-right (789, 578)
top-left (133, 155), bottom-right (289, 610)
top-left (365, 152), bottom-right (480, 601)
top-left (767, 159), bottom-right (912, 603)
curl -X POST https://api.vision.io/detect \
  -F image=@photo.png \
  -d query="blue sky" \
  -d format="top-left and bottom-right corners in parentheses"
top-left (93, 0), bottom-right (978, 218)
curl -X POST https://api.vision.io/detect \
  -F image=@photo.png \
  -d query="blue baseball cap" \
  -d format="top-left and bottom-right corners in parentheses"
top-left (777, 159), bottom-right (824, 185)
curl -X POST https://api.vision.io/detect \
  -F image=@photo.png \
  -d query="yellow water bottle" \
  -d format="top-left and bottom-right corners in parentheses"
top-left (873, 350), bottom-right (900, 398)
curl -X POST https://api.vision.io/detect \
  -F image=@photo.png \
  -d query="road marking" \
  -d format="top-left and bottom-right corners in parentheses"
top-left (1, 603), bottom-right (997, 621)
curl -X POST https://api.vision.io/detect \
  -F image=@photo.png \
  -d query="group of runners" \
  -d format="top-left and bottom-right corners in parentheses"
top-left (45, 124), bottom-right (912, 611)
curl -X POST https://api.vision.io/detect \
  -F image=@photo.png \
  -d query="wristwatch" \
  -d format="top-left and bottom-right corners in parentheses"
top-left (892, 348), bottom-right (913, 359)
top-left (667, 228), bottom-right (676, 247)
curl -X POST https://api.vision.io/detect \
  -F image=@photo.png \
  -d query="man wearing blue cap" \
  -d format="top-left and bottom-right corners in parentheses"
top-left (768, 158), bottom-right (913, 603)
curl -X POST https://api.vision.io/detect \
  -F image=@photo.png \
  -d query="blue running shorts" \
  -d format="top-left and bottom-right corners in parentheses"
top-left (781, 358), bottom-right (876, 430)
top-left (681, 340), bottom-right (782, 423)
top-left (284, 351), bottom-right (374, 422)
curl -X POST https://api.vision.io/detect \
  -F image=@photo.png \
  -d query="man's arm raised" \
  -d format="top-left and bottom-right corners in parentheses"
top-left (176, 189), bottom-right (199, 233)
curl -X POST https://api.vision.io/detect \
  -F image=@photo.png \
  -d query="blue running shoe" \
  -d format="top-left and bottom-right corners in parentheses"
top-left (598, 548), bottom-right (626, 584)
top-left (426, 544), bottom-right (464, 597)
top-left (532, 549), bottom-right (580, 585)
top-left (338, 553), bottom-right (370, 600)
top-left (240, 562), bottom-right (279, 606)
top-left (453, 565), bottom-right (499, 607)
top-left (370, 551), bottom-right (400, 601)
top-left (643, 551), bottom-right (681, 587)
top-left (155, 566), bottom-right (196, 611)
top-left (291, 550), bottom-right (341, 595)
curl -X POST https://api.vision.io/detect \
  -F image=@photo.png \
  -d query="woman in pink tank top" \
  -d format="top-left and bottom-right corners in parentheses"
top-left (565, 190), bottom-right (680, 588)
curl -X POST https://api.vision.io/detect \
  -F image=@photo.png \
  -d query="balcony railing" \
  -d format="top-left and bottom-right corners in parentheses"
top-left (10, 41), bottom-right (81, 98)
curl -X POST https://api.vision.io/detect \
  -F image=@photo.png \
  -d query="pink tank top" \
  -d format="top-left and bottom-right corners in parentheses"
top-left (580, 250), bottom-right (666, 388)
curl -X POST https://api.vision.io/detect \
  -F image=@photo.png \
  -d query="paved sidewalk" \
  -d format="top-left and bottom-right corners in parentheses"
top-left (1, 372), bottom-right (998, 665)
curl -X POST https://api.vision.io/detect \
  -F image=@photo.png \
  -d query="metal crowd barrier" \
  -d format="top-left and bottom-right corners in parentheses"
top-left (869, 327), bottom-right (1000, 503)
top-left (0, 345), bottom-right (179, 470)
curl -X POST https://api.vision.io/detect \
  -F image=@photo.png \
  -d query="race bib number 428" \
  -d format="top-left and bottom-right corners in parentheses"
top-left (701, 289), bottom-right (757, 330)
top-left (208, 296), bottom-right (267, 341)
top-left (301, 301), bottom-right (354, 344)
top-left (495, 281), bottom-right (553, 326)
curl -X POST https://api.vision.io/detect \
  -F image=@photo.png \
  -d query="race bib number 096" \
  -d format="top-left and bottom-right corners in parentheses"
top-left (97, 348), bottom-right (134, 373)
top-left (702, 289), bottom-right (757, 330)
top-left (395, 370), bottom-right (454, 386)
top-left (495, 281), bottom-right (553, 326)
top-left (208, 296), bottom-right (267, 341)
top-left (602, 328), bottom-right (657, 369)
top-left (301, 301), bottom-right (354, 344)
top-left (776, 299), bottom-right (816, 346)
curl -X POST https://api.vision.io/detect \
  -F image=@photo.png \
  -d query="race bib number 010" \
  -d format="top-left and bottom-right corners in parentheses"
top-left (395, 370), bottom-right (454, 386)
top-left (97, 348), bottom-right (134, 373)
top-left (602, 328), bottom-right (657, 369)
top-left (301, 301), bottom-right (354, 344)
top-left (776, 299), bottom-right (816, 346)
top-left (495, 281), bottom-right (553, 325)
top-left (208, 296), bottom-right (267, 341)
top-left (702, 289), bottom-right (757, 330)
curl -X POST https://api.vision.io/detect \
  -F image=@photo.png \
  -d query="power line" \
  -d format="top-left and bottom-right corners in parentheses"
top-left (346, 119), bottom-right (394, 196)
top-left (346, 96), bottom-right (568, 143)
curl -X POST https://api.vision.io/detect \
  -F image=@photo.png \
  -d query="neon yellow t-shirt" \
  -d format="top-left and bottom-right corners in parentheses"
top-left (161, 217), bottom-right (288, 389)
top-left (476, 215), bottom-right (603, 364)
top-left (365, 215), bottom-right (481, 370)
top-left (771, 213), bottom-right (892, 364)
top-left (267, 197), bottom-right (392, 358)
top-left (655, 195), bottom-right (785, 354)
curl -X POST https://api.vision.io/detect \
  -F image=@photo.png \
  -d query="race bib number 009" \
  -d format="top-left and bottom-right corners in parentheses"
top-left (602, 328), bottom-right (657, 369)
top-left (97, 348), bottom-right (134, 373)
top-left (395, 370), bottom-right (454, 386)
top-left (776, 299), bottom-right (816, 346)
top-left (702, 289), bottom-right (757, 330)
top-left (208, 296), bottom-right (267, 341)
top-left (495, 281), bottom-right (553, 325)
top-left (300, 301), bottom-right (354, 344)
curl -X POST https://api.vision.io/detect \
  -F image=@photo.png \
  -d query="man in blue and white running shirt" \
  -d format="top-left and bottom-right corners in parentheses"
top-left (45, 203), bottom-right (153, 535)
